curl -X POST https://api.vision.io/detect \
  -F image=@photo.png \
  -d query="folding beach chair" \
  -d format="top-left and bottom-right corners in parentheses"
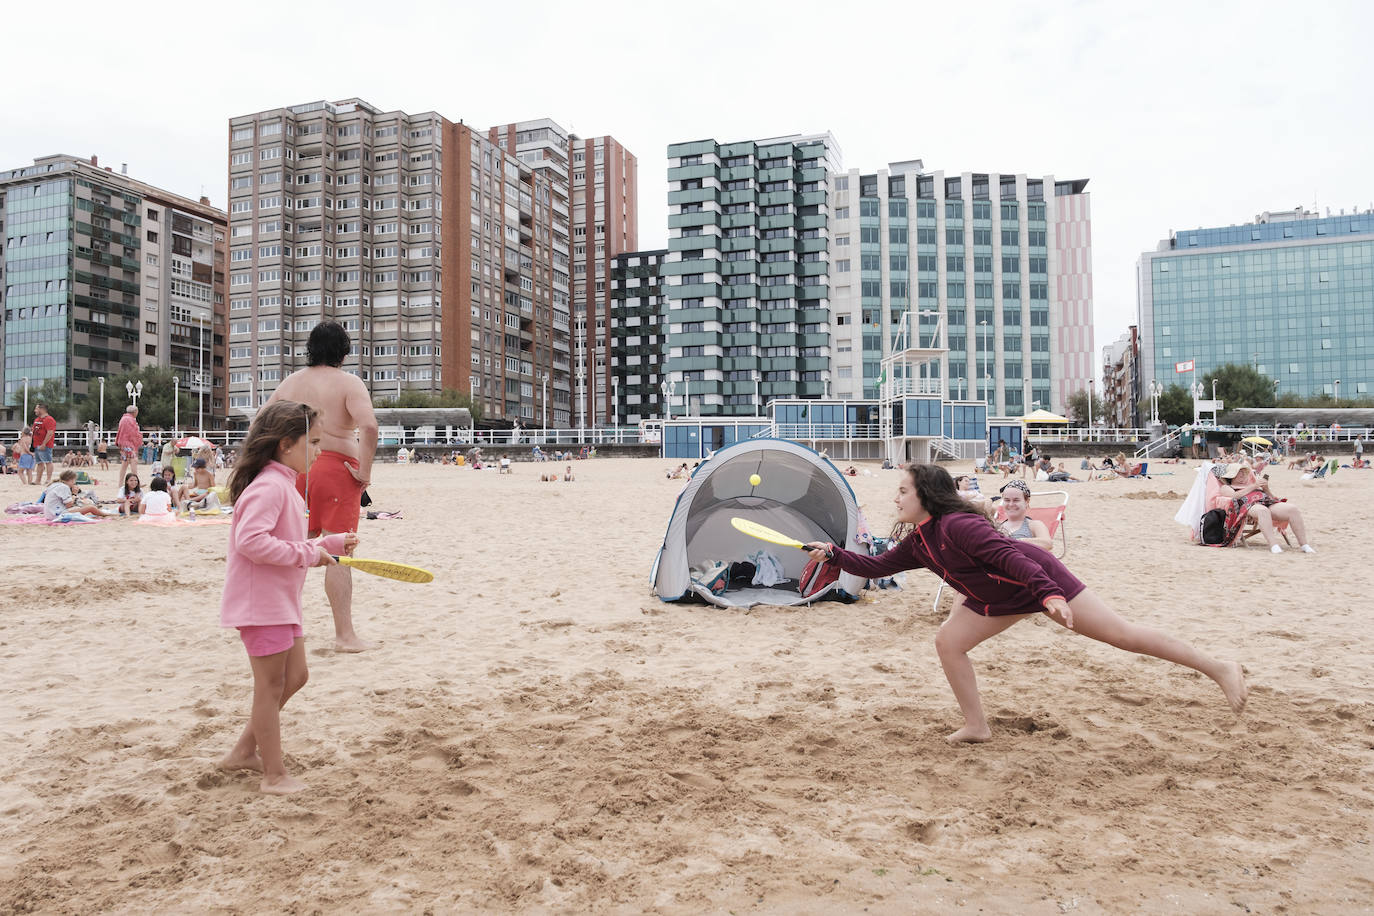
top-left (932, 491), bottom-right (1069, 613)
top-left (1126, 462), bottom-right (1149, 478)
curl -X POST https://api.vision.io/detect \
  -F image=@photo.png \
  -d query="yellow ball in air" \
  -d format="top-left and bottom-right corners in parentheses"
top-left (749, 474), bottom-right (762, 487)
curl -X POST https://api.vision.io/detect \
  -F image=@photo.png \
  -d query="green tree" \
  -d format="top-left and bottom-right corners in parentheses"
top-left (15, 378), bottom-right (76, 424)
top-left (1065, 387), bottom-right (1105, 425)
top-left (77, 366), bottom-right (196, 433)
top-left (372, 388), bottom-right (483, 422)
top-left (1157, 384), bottom-right (1195, 427)
top-left (1203, 363), bottom-right (1276, 409)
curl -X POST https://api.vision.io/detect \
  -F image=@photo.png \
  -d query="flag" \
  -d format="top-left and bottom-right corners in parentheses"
top-left (1174, 359), bottom-right (1195, 373)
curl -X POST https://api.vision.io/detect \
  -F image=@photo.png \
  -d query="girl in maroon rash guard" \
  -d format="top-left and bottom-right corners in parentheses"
top-left (806, 464), bottom-right (1248, 744)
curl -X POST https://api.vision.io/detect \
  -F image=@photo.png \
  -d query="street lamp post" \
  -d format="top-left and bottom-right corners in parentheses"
top-left (197, 312), bottom-right (206, 438)
top-left (1334, 379), bottom-right (1341, 406)
top-left (752, 371), bottom-right (761, 416)
top-left (541, 373), bottom-right (549, 430)
top-left (126, 380), bottom-right (143, 407)
top-left (1149, 379), bottom-right (1162, 426)
top-left (660, 378), bottom-right (675, 421)
top-left (21, 376), bottom-right (29, 423)
top-left (172, 376), bottom-right (180, 437)
top-left (684, 378), bottom-right (691, 417)
top-left (979, 319), bottom-right (990, 406)
top-left (98, 377), bottom-right (106, 439)
top-left (1191, 381), bottom-right (1205, 426)
top-left (576, 366), bottom-right (586, 433)
top-left (957, 376), bottom-right (964, 400)
top-left (1086, 379), bottom-right (1094, 442)
top-left (611, 375), bottom-right (619, 430)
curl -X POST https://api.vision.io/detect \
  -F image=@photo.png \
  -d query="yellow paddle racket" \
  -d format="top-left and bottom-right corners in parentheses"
top-left (730, 517), bottom-right (832, 557)
top-left (332, 556), bottom-right (435, 583)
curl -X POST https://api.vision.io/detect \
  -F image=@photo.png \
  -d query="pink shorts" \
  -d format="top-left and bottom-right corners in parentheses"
top-left (238, 624), bottom-right (303, 657)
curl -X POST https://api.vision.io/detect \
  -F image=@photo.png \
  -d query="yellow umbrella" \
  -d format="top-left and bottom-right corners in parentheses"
top-left (1020, 408), bottom-right (1071, 424)
top-left (1241, 436), bottom-right (1272, 446)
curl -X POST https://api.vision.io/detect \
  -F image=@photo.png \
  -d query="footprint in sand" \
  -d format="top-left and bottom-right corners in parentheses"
top-left (668, 771), bottom-right (718, 790)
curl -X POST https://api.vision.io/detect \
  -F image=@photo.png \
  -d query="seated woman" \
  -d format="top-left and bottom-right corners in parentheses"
top-left (996, 480), bottom-right (1053, 550)
top-left (1211, 463), bottom-right (1314, 553)
top-left (953, 474), bottom-right (986, 503)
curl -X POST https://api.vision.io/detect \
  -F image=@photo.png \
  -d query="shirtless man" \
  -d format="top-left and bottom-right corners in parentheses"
top-left (268, 320), bottom-right (379, 652)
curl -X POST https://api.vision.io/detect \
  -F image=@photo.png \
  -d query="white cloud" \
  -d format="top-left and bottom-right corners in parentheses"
top-left (7, 0), bottom-right (1371, 363)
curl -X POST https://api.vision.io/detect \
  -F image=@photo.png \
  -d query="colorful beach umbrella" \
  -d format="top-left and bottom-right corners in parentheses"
top-left (1241, 436), bottom-right (1272, 446)
top-left (173, 436), bottom-right (219, 450)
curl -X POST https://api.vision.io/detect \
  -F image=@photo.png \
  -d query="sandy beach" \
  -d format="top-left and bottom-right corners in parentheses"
top-left (1, 455), bottom-right (1371, 913)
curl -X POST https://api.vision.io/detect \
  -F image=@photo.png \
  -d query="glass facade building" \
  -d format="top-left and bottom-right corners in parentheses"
top-left (829, 163), bottom-right (1094, 416)
top-left (663, 134), bottom-right (841, 417)
top-left (1137, 209), bottom-right (1374, 400)
top-left (2, 176), bottom-right (75, 403)
top-left (1, 155), bottom-right (228, 424)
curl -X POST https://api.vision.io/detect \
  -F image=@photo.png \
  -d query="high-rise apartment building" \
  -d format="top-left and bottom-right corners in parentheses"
top-left (829, 162), bottom-right (1093, 416)
top-left (568, 136), bottom-right (637, 425)
top-left (664, 134), bottom-right (840, 417)
top-left (611, 249), bottom-right (668, 424)
top-left (1, 154), bottom-right (227, 425)
top-left (488, 119), bottom-right (573, 427)
top-left (1137, 207), bottom-right (1374, 401)
top-left (229, 100), bottom-right (618, 427)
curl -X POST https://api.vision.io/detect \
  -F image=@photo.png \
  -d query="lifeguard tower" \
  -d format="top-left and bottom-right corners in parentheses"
top-left (879, 310), bottom-right (989, 465)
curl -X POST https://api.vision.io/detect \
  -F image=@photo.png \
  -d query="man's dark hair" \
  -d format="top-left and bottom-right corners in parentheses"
top-left (306, 320), bottom-right (351, 367)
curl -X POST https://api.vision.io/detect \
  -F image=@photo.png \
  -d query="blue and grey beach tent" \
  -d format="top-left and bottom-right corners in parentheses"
top-left (651, 438), bottom-right (867, 608)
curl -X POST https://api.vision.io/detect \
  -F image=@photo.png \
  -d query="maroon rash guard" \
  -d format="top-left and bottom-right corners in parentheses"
top-left (828, 511), bottom-right (1085, 616)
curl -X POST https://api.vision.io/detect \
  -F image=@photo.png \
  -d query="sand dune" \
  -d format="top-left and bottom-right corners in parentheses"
top-left (1, 457), bottom-right (1371, 912)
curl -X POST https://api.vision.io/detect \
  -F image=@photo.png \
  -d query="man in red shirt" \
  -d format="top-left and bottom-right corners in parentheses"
top-left (116, 405), bottom-right (144, 483)
top-left (30, 402), bottom-right (57, 488)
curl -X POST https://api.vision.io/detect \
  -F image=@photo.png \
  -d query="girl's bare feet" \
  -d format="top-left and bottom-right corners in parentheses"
top-left (259, 774), bottom-right (307, 795)
top-left (946, 724), bottom-right (993, 744)
top-left (217, 751), bottom-right (263, 773)
top-left (1217, 661), bottom-right (1248, 714)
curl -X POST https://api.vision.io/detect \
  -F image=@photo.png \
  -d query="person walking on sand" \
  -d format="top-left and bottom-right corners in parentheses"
top-left (14, 427), bottom-right (35, 485)
top-left (31, 402), bottom-right (56, 489)
top-left (218, 400), bottom-right (359, 794)
top-left (116, 405), bottom-right (143, 485)
top-left (267, 320), bottom-right (379, 652)
top-left (804, 463), bottom-right (1247, 744)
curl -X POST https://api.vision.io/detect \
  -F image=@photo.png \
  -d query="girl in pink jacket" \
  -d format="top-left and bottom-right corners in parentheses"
top-left (218, 400), bottom-right (358, 794)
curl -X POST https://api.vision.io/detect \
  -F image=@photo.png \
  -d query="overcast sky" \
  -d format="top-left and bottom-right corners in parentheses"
top-left (6, 0), bottom-right (1370, 372)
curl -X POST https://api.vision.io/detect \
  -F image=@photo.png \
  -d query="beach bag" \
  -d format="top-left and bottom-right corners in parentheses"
top-left (690, 561), bottom-right (730, 596)
top-left (799, 555), bottom-right (842, 598)
top-left (1199, 508), bottom-right (1227, 545)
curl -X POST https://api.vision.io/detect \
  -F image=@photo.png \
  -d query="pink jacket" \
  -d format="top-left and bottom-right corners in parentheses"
top-left (116, 413), bottom-right (143, 451)
top-left (220, 461), bottom-right (345, 628)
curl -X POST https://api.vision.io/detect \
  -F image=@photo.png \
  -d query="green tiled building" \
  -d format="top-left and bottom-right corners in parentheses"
top-left (663, 134), bottom-right (841, 417)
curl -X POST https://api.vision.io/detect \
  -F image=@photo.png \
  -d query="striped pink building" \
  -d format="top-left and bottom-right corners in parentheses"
top-left (1051, 185), bottom-right (1094, 412)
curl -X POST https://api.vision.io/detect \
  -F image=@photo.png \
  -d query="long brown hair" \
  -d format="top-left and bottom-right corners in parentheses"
top-left (890, 463), bottom-right (997, 541)
top-left (228, 400), bottom-right (316, 505)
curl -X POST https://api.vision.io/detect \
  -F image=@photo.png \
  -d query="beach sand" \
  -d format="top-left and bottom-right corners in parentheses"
top-left (1, 457), bottom-right (1372, 912)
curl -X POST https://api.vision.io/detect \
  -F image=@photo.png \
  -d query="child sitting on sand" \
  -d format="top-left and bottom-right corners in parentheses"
top-left (217, 400), bottom-right (358, 795)
top-left (140, 477), bottom-right (174, 517)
